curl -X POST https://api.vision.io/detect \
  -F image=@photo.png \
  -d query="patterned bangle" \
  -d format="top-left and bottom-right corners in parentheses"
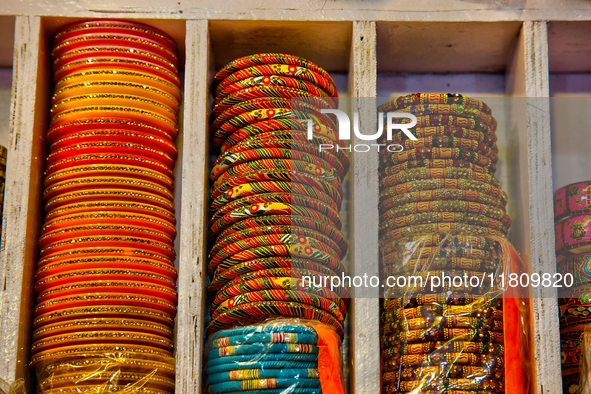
top-left (379, 211), bottom-right (509, 233)
top-left (382, 341), bottom-right (504, 359)
top-left (380, 222), bottom-right (506, 240)
top-left (392, 103), bottom-right (496, 127)
top-left (555, 215), bottom-right (591, 258)
top-left (379, 239), bottom-right (502, 259)
top-left (381, 315), bottom-right (503, 335)
top-left (554, 181), bottom-right (591, 222)
top-left (387, 125), bottom-right (498, 146)
top-left (381, 147), bottom-right (497, 168)
top-left (384, 365), bottom-right (503, 382)
top-left (381, 258), bottom-right (502, 281)
top-left (560, 304), bottom-right (591, 330)
top-left (379, 93), bottom-right (493, 115)
top-left (379, 167), bottom-right (501, 188)
top-left (382, 353), bottom-right (504, 370)
top-left (557, 253), bottom-right (591, 287)
top-left (379, 233), bottom-right (504, 252)
top-left (386, 113), bottom-right (497, 133)
top-left (382, 328), bottom-right (504, 346)
top-left (380, 159), bottom-right (494, 178)
top-left (379, 188), bottom-right (506, 212)
top-left (379, 177), bottom-right (507, 202)
top-left (393, 378), bottom-right (504, 392)
top-left (383, 304), bottom-right (504, 321)
top-left (383, 295), bottom-right (502, 310)
top-left (389, 135), bottom-right (498, 157)
top-left (379, 200), bottom-right (510, 224)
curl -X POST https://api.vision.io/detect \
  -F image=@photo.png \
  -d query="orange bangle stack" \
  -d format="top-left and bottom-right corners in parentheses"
top-left (32, 19), bottom-right (181, 394)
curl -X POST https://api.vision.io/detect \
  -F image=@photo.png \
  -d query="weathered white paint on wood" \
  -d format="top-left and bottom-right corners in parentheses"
top-left (175, 19), bottom-right (210, 394)
top-left (348, 20), bottom-right (381, 394)
top-left (0, 15), bottom-right (48, 393)
top-left (506, 21), bottom-right (562, 394)
top-left (1, 0), bottom-right (591, 22)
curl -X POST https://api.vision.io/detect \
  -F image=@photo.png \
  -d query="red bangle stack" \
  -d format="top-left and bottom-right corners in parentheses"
top-left (32, 19), bottom-right (180, 394)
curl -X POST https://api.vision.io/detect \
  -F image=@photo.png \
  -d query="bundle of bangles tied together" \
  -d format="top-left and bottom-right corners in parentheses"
top-left (32, 19), bottom-right (181, 394)
top-left (378, 93), bottom-right (531, 393)
top-left (205, 52), bottom-right (349, 394)
top-left (555, 180), bottom-right (591, 393)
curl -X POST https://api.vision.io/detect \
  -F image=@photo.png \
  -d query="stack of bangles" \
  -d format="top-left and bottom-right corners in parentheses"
top-left (203, 321), bottom-right (346, 394)
top-left (205, 53), bottom-right (349, 393)
top-left (378, 94), bottom-right (515, 394)
top-left (32, 19), bottom-right (180, 394)
top-left (554, 180), bottom-right (591, 393)
top-left (0, 145), bottom-right (6, 239)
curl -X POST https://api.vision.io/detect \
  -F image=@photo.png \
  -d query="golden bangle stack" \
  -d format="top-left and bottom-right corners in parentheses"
top-left (378, 94), bottom-right (513, 392)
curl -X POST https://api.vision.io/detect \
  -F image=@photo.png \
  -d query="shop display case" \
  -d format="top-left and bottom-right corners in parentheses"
top-left (1, 4), bottom-right (589, 394)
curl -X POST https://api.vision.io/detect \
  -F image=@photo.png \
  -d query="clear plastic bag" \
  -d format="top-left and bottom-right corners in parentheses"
top-left (0, 378), bottom-right (25, 394)
top-left (34, 352), bottom-right (175, 394)
top-left (379, 232), bottom-right (532, 394)
top-left (204, 318), bottom-right (347, 394)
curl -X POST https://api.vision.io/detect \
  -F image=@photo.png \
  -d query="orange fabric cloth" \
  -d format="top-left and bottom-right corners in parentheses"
top-left (305, 322), bottom-right (346, 394)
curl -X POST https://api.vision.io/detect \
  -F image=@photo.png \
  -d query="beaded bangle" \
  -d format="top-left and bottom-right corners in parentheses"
top-left (393, 136), bottom-right (498, 157)
top-left (387, 125), bottom-right (497, 145)
top-left (380, 158), bottom-right (495, 177)
top-left (392, 378), bottom-right (503, 392)
top-left (380, 188), bottom-right (506, 212)
top-left (384, 365), bottom-right (503, 382)
top-left (380, 222), bottom-right (506, 240)
top-left (381, 147), bottom-right (497, 168)
top-left (379, 93), bottom-right (493, 115)
top-left (381, 258), bottom-right (501, 279)
top-left (379, 178), bottom-right (508, 203)
top-left (54, 20), bottom-right (177, 48)
top-left (380, 244), bottom-right (501, 266)
top-left (381, 353), bottom-right (504, 369)
top-left (379, 200), bottom-right (510, 224)
top-left (387, 113), bottom-right (496, 133)
top-left (383, 295), bottom-right (502, 311)
top-left (381, 315), bottom-right (503, 335)
top-left (379, 212), bottom-right (509, 233)
top-left (383, 303), bottom-right (503, 320)
top-left (392, 103), bottom-right (496, 127)
top-left (554, 181), bottom-right (591, 222)
top-left (382, 341), bottom-right (504, 359)
top-left (379, 167), bottom-right (501, 188)
top-left (382, 328), bottom-right (504, 345)
top-left (30, 344), bottom-right (173, 367)
top-left (378, 234), bottom-right (503, 252)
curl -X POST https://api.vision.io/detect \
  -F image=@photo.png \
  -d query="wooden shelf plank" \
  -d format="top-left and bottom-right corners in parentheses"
top-left (0, 15), bottom-right (47, 393)
top-left (348, 20), bottom-right (381, 394)
top-left (175, 19), bottom-right (210, 394)
top-left (506, 20), bottom-right (562, 394)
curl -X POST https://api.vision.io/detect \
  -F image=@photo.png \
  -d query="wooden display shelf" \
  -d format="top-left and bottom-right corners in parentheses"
top-left (0, 10), bottom-right (579, 394)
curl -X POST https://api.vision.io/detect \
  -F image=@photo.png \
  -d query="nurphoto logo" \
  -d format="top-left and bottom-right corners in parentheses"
top-left (305, 109), bottom-right (417, 152)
